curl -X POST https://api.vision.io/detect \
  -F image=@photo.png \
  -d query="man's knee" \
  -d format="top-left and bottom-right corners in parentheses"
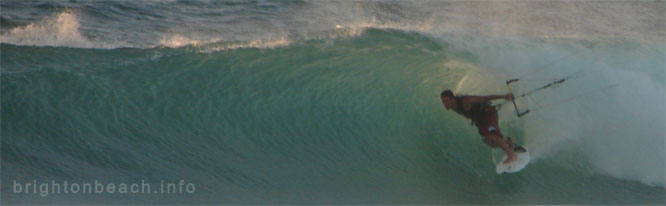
top-left (484, 135), bottom-right (505, 147)
top-left (483, 136), bottom-right (498, 148)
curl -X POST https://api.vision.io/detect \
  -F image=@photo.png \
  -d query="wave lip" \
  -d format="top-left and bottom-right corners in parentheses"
top-left (158, 26), bottom-right (366, 53)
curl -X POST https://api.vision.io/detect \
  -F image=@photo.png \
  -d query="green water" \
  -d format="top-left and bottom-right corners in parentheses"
top-left (2, 29), bottom-right (664, 204)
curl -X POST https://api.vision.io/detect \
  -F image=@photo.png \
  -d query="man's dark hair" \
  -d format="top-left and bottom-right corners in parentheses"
top-left (441, 89), bottom-right (454, 98)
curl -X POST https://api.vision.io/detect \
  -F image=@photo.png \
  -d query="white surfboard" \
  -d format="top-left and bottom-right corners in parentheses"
top-left (495, 147), bottom-right (530, 174)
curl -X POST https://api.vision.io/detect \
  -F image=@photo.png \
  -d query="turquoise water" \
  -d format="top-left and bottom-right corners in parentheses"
top-left (2, 1), bottom-right (664, 204)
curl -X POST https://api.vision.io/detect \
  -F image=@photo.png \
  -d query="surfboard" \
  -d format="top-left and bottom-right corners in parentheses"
top-left (495, 147), bottom-right (530, 174)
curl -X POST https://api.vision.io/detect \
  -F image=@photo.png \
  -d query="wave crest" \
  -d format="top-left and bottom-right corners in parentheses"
top-left (0, 11), bottom-right (120, 48)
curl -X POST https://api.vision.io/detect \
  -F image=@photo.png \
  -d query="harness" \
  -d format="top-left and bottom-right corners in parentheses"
top-left (453, 96), bottom-right (492, 126)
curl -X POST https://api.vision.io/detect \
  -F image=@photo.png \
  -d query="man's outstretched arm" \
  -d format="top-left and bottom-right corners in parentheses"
top-left (462, 93), bottom-right (514, 105)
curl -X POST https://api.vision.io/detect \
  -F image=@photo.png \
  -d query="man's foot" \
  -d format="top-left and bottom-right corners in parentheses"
top-left (507, 137), bottom-right (527, 152)
top-left (514, 146), bottom-right (527, 153)
top-left (503, 154), bottom-right (518, 164)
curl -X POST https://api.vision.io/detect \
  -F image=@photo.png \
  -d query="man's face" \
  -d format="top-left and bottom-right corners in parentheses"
top-left (441, 96), bottom-right (455, 110)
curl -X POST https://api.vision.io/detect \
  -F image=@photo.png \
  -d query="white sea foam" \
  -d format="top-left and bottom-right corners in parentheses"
top-left (159, 26), bottom-right (364, 52)
top-left (455, 39), bottom-right (665, 187)
top-left (159, 34), bottom-right (208, 48)
top-left (0, 11), bottom-right (123, 49)
top-left (524, 68), bottom-right (665, 187)
top-left (199, 38), bottom-right (292, 52)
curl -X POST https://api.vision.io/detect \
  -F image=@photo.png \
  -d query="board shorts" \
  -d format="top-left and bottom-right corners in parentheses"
top-left (475, 105), bottom-right (501, 137)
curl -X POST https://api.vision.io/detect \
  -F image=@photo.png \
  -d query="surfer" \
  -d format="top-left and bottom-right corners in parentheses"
top-left (440, 90), bottom-right (523, 164)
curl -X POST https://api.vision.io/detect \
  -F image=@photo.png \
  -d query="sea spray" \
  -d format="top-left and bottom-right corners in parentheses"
top-left (2, 1), bottom-right (663, 205)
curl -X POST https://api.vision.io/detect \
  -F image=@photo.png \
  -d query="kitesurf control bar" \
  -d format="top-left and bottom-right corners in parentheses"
top-left (501, 72), bottom-right (580, 118)
top-left (506, 79), bottom-right (530, 118)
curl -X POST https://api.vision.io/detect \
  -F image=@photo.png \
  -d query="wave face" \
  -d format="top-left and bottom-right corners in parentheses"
top-left (2, 1), bottom-right (664, 205)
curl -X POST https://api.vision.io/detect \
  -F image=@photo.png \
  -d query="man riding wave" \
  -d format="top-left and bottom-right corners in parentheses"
top-left (440, 90), bottom-right (525, 164)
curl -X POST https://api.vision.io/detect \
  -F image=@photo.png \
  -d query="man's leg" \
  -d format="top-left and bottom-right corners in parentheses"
top-left (483, 134), bottom-right (517, 164)
top-left (488, 108), bottom-right (525, 152)
top-left (484, 106), bottom-right (517, 163)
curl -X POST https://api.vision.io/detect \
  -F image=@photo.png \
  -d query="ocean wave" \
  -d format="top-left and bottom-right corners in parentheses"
top-left (2, 28), bottom-right (664, 204)
top-left (1, 2), bottom-right (664, 204)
